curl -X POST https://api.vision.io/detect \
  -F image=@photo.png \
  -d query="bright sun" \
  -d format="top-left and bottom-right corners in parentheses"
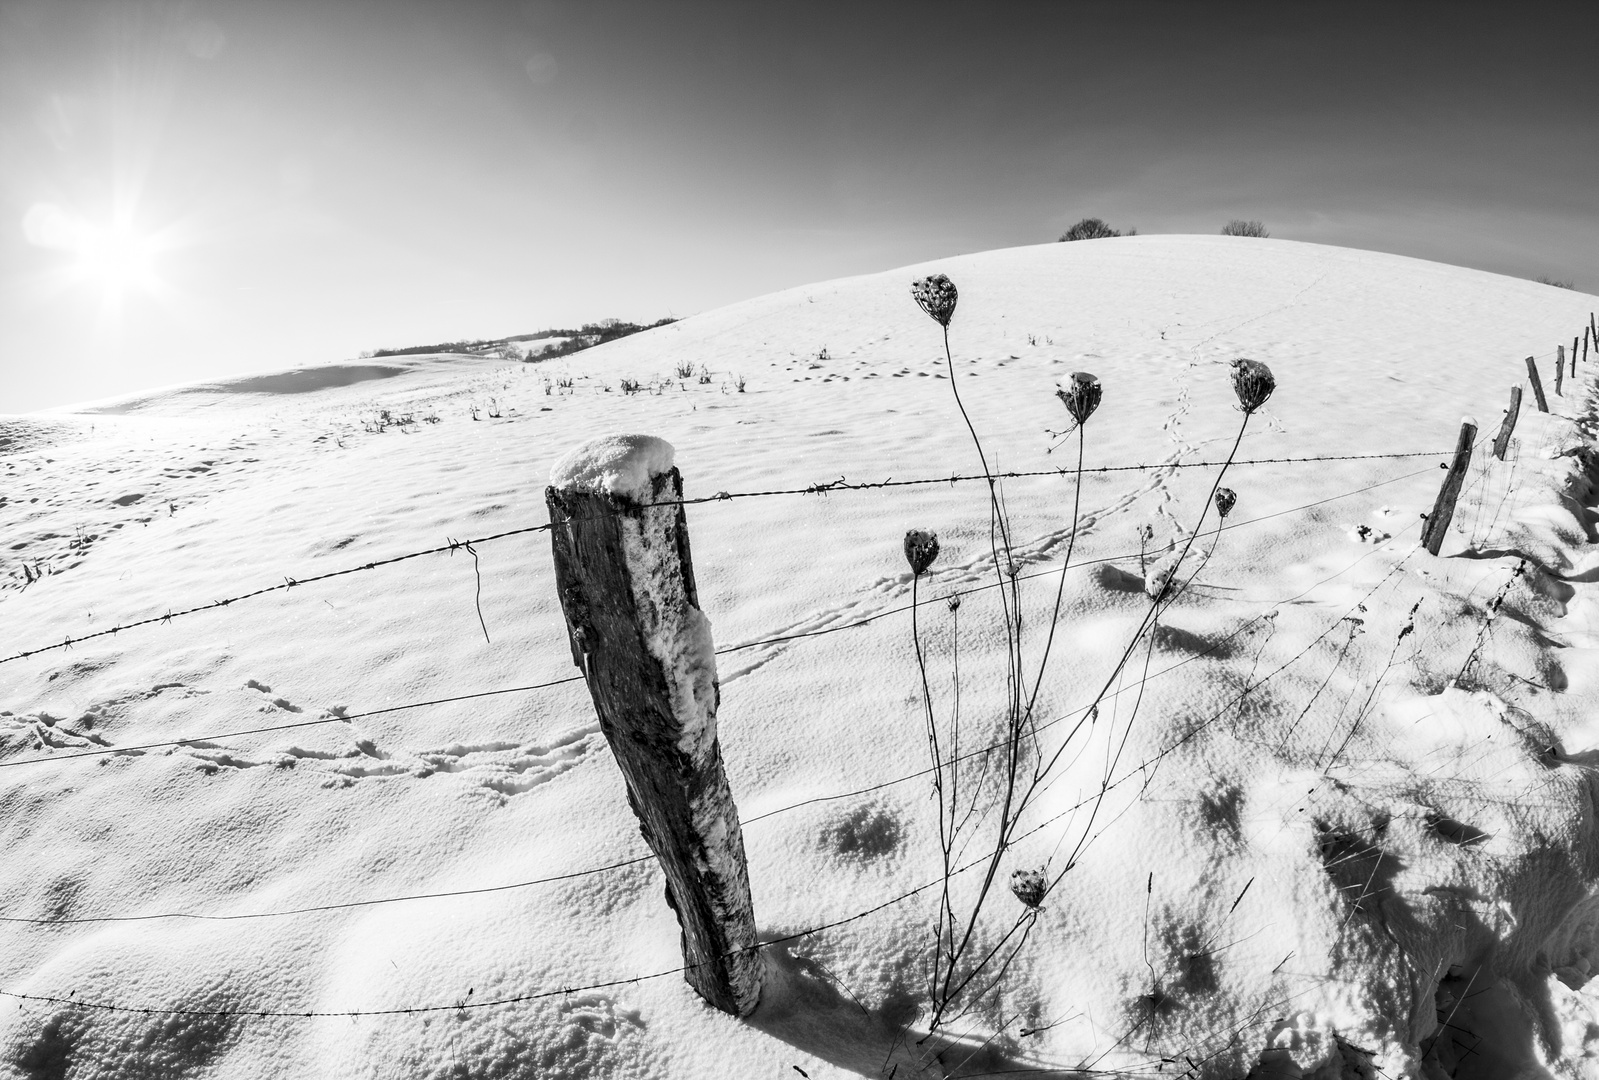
top-left (77, 221), bottom-right (160, 295)
top-left (22, 202), bottom-right (166, 304)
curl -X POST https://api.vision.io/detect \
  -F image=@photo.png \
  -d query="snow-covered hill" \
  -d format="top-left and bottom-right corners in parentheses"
top-left (2, 235), bottom-right (1598, 1078)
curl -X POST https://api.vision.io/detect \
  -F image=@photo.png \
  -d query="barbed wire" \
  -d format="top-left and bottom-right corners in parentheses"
top-left (0, 312), bottom-right (1583, 1067)
top-left (0, 810), bottom-right (1028, 1018)
top-left (0, 450), bottom-right (1454, 667)
top-left (0, 493), bottom-right (1438, 928)
top-left (0, 448), bottom-right (1555, 1068)
top-left (0, 526), bottom-right (552, 666)
top-left (0, 698), bottom-right (1334, 1024)
top-left (0, 676), bottom-right (587, 772)
top-left (0, 552), bottom-right (1411, 1019)
top-left (0, 851), bottom-right (656, 928)
top-left (0, 456), bottom-right (1452, 778)
top-left (0, 434), bottom-right (1522, 967)
top-left (684, 449), bottom-right (1456, 503)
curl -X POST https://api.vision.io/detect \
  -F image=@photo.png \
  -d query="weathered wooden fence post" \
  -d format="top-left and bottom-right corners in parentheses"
top-left (1492, 386), bottom-right (1522, 460)
top-left (546, 433), bottom-right (762, 1017)
top-left (1574, 337), bottom-right (1581, 377)
top-left (1525, 356), bottom-right (1549, 412)
top-left (1422, 418), bottom-right (1478, 555)
top-left (1556, 346), bottom-right (1565, 396)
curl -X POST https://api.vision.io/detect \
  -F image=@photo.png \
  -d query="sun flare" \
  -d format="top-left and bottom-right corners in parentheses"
top-left (21, 201), bottom-right (167, 304)
top-left (77, 221), bottom-right (160, 294)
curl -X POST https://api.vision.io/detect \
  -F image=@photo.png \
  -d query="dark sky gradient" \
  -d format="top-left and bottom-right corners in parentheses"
top-left (3, 1), bottom-right (1597, 411)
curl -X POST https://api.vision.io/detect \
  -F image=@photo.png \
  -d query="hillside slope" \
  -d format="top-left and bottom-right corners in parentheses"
top-left (2, 236), bottom-right (1598, 1078)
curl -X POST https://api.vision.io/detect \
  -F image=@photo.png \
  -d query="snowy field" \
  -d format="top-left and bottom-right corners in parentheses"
top-left (3, 235), bottom-right (1599, 1078)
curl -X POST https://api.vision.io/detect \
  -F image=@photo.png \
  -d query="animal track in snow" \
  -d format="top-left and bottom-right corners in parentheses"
top-left (412, 726), bottom-right (598, 795)
top-left (719, 460), bottom-right (1180, 683)
top-left (183, 746), bottom-right (265, 773)
top-left (40, 672), bottom-right (596, 795)
top-left (0, 711), bottom-right (110, 759)
top-left (4, 679), bottom-right (207, 762)
top-left (243, 679), bottom-right (304, 713)
top-left (558, 992), bottom-right (646, 1040)
top-left (262, 726), bottom-right (600, 794)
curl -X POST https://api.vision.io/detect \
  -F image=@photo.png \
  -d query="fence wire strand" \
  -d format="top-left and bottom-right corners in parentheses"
top-left (0, 494), bottom-right (1437, 928)
top-left (0, 455), bottom-right (1450, 777)
top-left (0, 348), bottom-right (1576, 1043)
top-left (0, 450), bottom-right (1454, 667)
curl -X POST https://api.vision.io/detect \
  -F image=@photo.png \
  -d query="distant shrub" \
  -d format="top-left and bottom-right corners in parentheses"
top-left (522, 317), bottom-right (679, 363)
top-left (1060, 217), bottom-right (1133, 242)
top-left (370, 317), bottom-right (677, 360)
top-left (1221, 219), bottom-right (1270, 238)
top-left (1535, 275), bottom-right (1575, 290)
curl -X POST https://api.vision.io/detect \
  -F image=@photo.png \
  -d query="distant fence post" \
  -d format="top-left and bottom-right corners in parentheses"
top-left (1574, 337), bottom-right (1581, 377)
top-left (545, 434), bottom-right (763, 1018)
top-left (1556, 346), bottom-right (1565, 396)
top-left (1526, 356), bottom-right (1549, 412)
top-left (1492, 386), bottom-right (1522, 460)
top-left (1585, 325), bottom-right (1591, 365)
top-left (1422, 418), bottom-right (1478, 555)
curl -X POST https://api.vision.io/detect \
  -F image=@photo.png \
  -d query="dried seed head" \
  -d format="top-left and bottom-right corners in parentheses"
top-left (1214, 487), bottom-right (1237, 518)
top-left (1010, 868), bottom-right (1047, 908)
top-left (1055, 371), bottom-right (1102, 426)
top-left (1230, 358), bottom-right (1276, 414)
top-left (910, 274), bottom-right (958, 327)
top-left (904, 529), bottom-right (940, 576)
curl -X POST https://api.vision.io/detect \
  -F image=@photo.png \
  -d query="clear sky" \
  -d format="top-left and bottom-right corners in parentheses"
top-left (3, 1), bottom-right (1597, 413)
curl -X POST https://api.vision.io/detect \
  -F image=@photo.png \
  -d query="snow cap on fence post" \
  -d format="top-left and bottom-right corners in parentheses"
top-left (549, 433), bottom-right (676, 502)
top-left (546, 433), bottom-right (763, 1017)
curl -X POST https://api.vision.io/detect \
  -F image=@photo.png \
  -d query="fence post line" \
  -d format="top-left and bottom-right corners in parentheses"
top-left (1525, 356), bottom-right (1549, 412)
top-left (1422, 418), bottom-right (1479, 555)
top-left (1492, 386), bottom-right (1522, 460)
top-left (545, 434), bottom-right (763, 1018)
top-left (1556, 346), bottom-right (1565, 396)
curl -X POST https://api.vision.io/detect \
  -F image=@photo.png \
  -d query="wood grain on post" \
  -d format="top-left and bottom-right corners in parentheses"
top-left (1492, 386), bottom-right (1522, 460)
top-left (1526, 355), bottom-right (1549, 412)
top-left (546, 434), bottom-right (762, 1017)
top-left (1422, 419), bottom-right (1478, 555)
top-left (1556, 346), bottom-right (1565, 396)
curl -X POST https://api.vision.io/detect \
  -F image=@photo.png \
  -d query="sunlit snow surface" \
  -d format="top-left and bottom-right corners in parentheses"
top-left (3, 236), bottom-right (1599, 1078)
